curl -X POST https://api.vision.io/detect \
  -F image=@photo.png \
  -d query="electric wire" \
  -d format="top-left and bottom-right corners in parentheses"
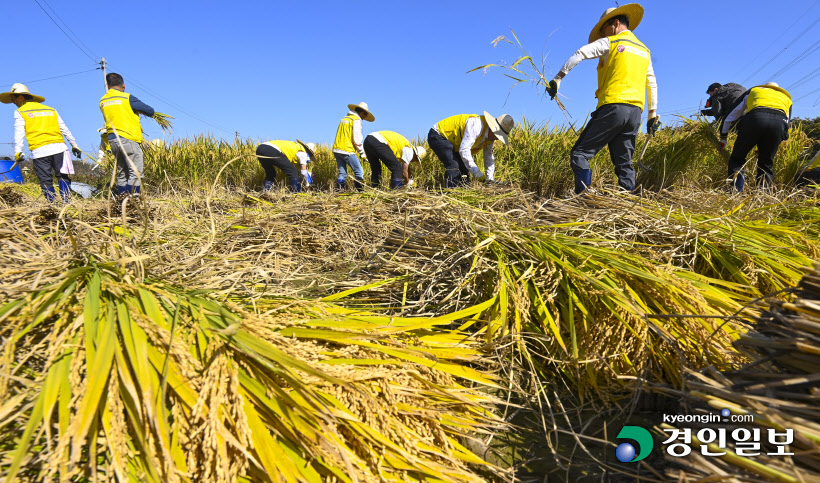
top-left (742, 14), bottom-right (820, 84)
top-left (1, 68), bottom-right (100, 86)
top-left (40, 0), bottom-right (99, 60)
top-left (31, 0), bottom-right (97, 62)
top-left (789, 65), bottom-right (820, 90)
top-left (769, 39), bottom-right (820, 80)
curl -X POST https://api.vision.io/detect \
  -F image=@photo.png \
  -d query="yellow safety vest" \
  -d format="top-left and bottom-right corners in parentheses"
top-left (267, 140), bottom-right (306, 165)
top-left (332, 113), bottom-right (359, 153)
top-left (375, 131), bottom-right (412, 160)
top-left (595, 30), bottom-right (651, 110)
top-left (17, 102), bottom-right (63, 151)
top-left (746, 86), bottom-right (792, 116)
top-left (99, 89), bottom-right (143, 143)
top-left (436, 114), bottom-right (493, 154)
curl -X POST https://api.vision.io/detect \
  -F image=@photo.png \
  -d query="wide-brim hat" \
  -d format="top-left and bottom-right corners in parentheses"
top-left (347, 102), bottom-right (375, 122)
top-left (296, 139), bottom-right (317, 162)
top-left (483, 111), bottom-right (514, 145)
top-left (589, 3), bottom-right (644, 43)
top-left (757, 82), bottom-right (792, 99)
top-left (0, 83), bottom-right (45, 104)
top-left (411, 145), bottom-right (426, 164)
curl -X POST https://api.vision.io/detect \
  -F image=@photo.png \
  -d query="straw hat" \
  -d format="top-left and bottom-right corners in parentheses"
top-left (0, 83), bottom-right (45, 104)
top-left (589, 4), bottom-right (644, 43)
top-left (412, 145), bottom-right (426, 163)
top-left (757, 82), bottom-right (792, 99)
top-left (483, 111), bottom-right (515, 145)
top-left (297, 140), bottom-right (317, 162)
top-left (347, 102), bottom-right (375, 122)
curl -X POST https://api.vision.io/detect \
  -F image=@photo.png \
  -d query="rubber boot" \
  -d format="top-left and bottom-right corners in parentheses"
top-left (574, 169), bottom-right (593, 195)
top-left (733, 173), bottom-right (745, 192)
top-left (336, 180), bottom-right (346, 191)
top-left (132, 184), bottom-right (141, 197)
top-left (42, 186), bottom-right (57, 202)
top-left (390, 178), bottom-right (403, 189)
top-left (289, 179), bottom-right (302, 193)
top-left (353, 177), bottom-right (365, 191)
top-left (117, 185), bottom-right (129, 196)
top-left (263, 180), bottom-right (274, 192)
top-left (58, 179), bottom-right (71, 203)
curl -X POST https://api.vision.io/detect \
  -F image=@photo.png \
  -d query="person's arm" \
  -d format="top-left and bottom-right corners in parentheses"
top-left (554, 38), bottom-right (610, 80)
top-left (401, 146), bottom-right (414, 184)
top-left (13, 111), bottom-right (25, 156)
top-left (129, 95), bottom-right (155, 117)
top-left (483, 144), bottom-right (495, 181)
top-left (459, 117), bottom-right (483, 174)
top-left (296, 151), bottom-right (309, 171)
top-left (56, 113), bottom-right (79, 149)
top-left (721, 94), bottom-right (748, 136)
top-left (353, 118), bottom-right (365, 157)
top-left (646, 58), bottom-right (658, 118)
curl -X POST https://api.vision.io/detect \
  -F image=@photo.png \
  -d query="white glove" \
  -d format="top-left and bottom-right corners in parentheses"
top-left (718, 137), bottom-right (728, 151)
top-left (407, 179), bottom-right (415, 187)
top-left (301, 169), bottom-right (313, 184)
top-left (468, 166), bottom-right (483, 178)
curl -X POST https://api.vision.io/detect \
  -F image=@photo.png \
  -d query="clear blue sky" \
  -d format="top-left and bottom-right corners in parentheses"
top-left (2, 0), bottom-right (819, 157)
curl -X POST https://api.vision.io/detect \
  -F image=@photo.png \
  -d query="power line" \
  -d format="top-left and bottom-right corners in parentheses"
top-left (789, 65), bottom-right (820, 90)
top-left (769, 39), bottom-right (820, 80)
top-left (742, 14), bottom-right (820, 84)
top-left (31, 0), bottom-right (97, 62)
top-left (1, 68), bottom-right (99, 86)
top-left (40, 0), bottom-right (99, 60)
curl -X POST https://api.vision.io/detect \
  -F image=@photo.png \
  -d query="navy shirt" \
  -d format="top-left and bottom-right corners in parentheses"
top-left (107, 94), bottom-right (155, 140)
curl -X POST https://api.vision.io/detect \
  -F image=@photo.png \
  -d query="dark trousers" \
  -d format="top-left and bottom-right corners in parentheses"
top-left (727, 109), bottom-right (788, 191)
top-left (33, 152), bottom-right (71, 201)
top-left (428, 128), bottom-right (469, 188)
top-left (256, 144), bottom-right (300, 191)
top-left (363, 135), bottom-right (403, 188)
top-left (569, 103), bottom-right (641, 194)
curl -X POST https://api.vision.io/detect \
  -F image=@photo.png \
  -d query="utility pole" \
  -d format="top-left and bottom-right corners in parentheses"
top-left (100, 57), bottom-right (108, 92)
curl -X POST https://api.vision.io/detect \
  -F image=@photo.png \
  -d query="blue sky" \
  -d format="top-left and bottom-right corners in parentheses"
top-left (2, 0), bottom-right (819, 157)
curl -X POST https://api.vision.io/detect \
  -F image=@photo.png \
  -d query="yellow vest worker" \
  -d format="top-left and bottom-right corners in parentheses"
top-left (720, 83), bottom-right (793, 192)
top-left (256, 140), bottom-right (316, 193)
top-left (332, 102), bottom-right (374, 191)
top-left (547, 4), bottom-right (658, 195)
top-left (428, 112), bottom-right (514, 188)
top-left (363, 131), bottom-right (426, 189)
top-left (1, 83), bottom-right (80, 203)
top-left (99, 73), bottom-right (155, 196)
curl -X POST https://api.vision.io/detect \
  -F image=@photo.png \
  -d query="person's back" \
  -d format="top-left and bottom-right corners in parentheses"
top-left (715, 83), bottom-right (746, 118)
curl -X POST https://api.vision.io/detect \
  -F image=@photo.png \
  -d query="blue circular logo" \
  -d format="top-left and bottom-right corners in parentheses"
top-left (721, 409), bottom-right (730, 417)
top-left (616, 443), bottom-right (636, 462)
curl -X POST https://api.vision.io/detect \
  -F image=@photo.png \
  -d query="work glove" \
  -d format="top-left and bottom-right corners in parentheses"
top-left (646, 116), bottom-right (661, 136)
top-left (468, 166), bottom-right (483, 179)
top-left (718, 136), bottom-right (728, 151)
top-left (301, 169), bottom-right (313, 184)
top-left (72, 146), bottom-right (82, 159)
top-left (546, 78), bottom-right (561, 100)
top-left (14, 152), bottom-right (25, 162)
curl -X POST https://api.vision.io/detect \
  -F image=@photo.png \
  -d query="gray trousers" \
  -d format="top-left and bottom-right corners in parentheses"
top-left (110, 137), bottom-right (144, 187)
top-left (570, 103), bottom-right (642, 192)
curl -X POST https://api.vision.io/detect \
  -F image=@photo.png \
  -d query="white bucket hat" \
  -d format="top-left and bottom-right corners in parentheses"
top-left (589, 3), bottom-right (644, 43)
top-left (412, 145), bottom-right (426, 163)
top-left (297, 140), bottom-right (317, 162)
top-left (347, 102), bottom-right (375, 122)
top-left (483, 111), bottom-right (515, 145)
top-left (0, 83), bottom-right (45, 104)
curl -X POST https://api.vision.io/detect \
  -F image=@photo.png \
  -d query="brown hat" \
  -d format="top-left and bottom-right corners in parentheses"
top-left (589, 4), bottom-right (644, 43)
top-left (0, 83), bottom-right (45, 104)
top-left (347, 102), bottom-right (375, 122)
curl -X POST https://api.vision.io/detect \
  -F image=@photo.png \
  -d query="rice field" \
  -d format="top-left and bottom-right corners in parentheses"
top-left (1, 119), bottom-right (819, 482)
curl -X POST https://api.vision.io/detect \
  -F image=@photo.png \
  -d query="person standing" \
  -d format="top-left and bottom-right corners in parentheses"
top-left (99, 73), bottom-right (155, 196)
top-left (719, 82), bottom-right (792, 191)
top-left (255, 140), bottom-right (315, 192)
top-left (332, 102), bottom-right (374, 191)
top-left (702, 82), bottom-right (746, 121)
top-left (0, 83), bottom-right (81, 202)
top-left (547, 3), bottom-right (659, 194)
top-left (362, 131), bottom-right (426, 189)
top-left (427, 112), bottom-right (514, 188)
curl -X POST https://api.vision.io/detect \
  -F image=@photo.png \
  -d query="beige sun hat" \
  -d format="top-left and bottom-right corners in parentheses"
top-left (297, 140), bottom-right (317, 162)
top-left (0, 83), bottom-right (45, 104)
top-left (589, 3), bottom-right (644, 43)
top-left (483, 111), bottom-right (515, 145)
top-left (757, 82), bottom-right (792, 99)
top-left (347, 102), bottom-right (375, 122)
top-left (412, 145), bottom-right (427, 163)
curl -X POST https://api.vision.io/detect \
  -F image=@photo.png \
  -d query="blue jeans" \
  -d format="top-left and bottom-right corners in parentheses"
top-left (334, 152), bottom-right (364, 183)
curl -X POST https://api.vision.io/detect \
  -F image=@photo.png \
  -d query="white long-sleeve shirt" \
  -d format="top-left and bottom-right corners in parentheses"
top-left (370, 132), bottom-right (415, 164)
top-left (432, 117), bottom-right (496, 180)
top-left (332, 111), bottom-right (365, 157)
top-left (558, 35), bottom-right (658, 112)
top-left (720, 94), bottom-right (793, 136)
top-left (14, 109), bottom-right (77, 159)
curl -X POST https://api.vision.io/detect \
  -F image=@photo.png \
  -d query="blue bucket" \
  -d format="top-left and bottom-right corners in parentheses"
top-left (0, 160), bottom-right (24, 184)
